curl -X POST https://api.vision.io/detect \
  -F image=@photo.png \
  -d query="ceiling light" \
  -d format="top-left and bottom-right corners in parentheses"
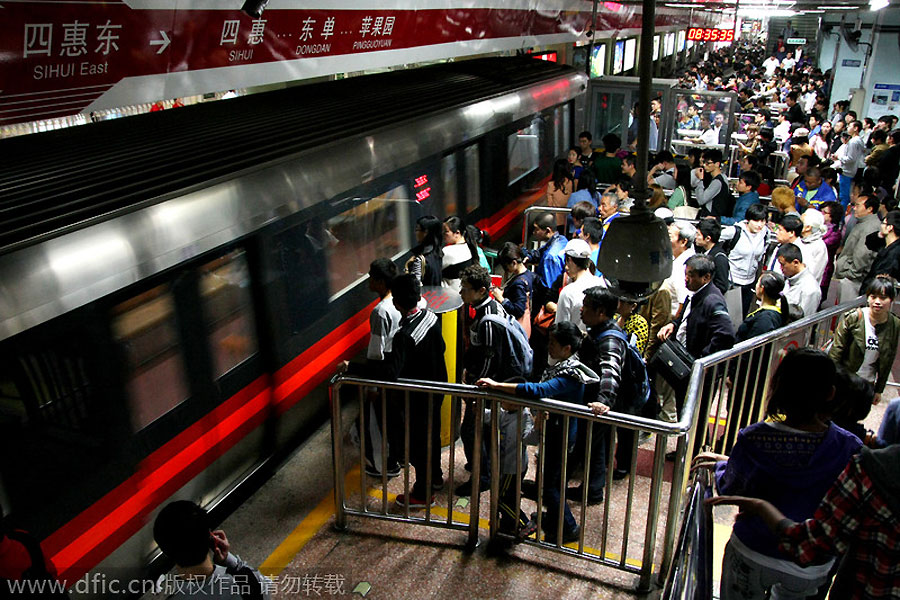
top-left (816, 5), bottom-right (857, 8)
top-left (870, 0), bottom-right (889, 9)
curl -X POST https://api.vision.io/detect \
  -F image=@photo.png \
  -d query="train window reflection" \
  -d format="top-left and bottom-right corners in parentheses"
top-left (508, 120), bottom-right (541, 186)
top-left (464, 145), bottom-right (480, 214)
top-left (442, 154), bottom-right (458, 216)
top-left (111, 286), bottom-right (190, 432)
top-left (325, 184), bottom-right (406, 298)
top-left (198, 250), bottom-right (258, 380)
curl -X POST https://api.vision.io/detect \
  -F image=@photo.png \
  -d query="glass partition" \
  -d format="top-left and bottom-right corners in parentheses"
top-left (666, 89), bottom-right (738, 163)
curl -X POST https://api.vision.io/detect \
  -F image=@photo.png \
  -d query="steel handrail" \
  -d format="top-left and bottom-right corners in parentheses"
top-left (521, 205), bottom-right (571, 246)
top-left (334, 375), bottom-right (692, 436)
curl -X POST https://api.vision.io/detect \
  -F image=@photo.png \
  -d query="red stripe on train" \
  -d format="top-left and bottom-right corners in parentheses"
top-left (477, 176), bottom-right (550, 239)
top-left (43, 304), bottom-right (373, 583)
top-left (38, 193), bottom-right (532, 580)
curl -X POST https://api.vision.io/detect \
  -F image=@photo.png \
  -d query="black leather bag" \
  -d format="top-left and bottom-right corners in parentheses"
top-left (649, 338), bottom-right (695, 391)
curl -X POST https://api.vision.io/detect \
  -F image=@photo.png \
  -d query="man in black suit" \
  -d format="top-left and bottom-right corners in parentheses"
top-left (657, 254), bottom-right (736, 416)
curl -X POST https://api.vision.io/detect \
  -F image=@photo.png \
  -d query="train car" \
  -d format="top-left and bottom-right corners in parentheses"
top-left (0, 57), bottom-right (584, 591)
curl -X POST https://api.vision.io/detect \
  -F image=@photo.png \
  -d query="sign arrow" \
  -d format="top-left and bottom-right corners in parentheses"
top-left (150, 31), bottom-right (170, 54)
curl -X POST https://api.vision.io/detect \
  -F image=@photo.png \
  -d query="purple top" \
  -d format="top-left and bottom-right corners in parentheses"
top-left (821, 223), bottom-right (842, 289)
top-left (715, 421), bottom-right (862, 558)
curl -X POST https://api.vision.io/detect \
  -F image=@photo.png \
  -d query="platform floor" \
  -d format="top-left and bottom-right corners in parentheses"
top-left (144, 370), bottom-right (897, 600)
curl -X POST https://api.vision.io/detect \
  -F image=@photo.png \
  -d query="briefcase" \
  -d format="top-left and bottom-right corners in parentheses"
top-left (649, 338), bottom-right (695, 390)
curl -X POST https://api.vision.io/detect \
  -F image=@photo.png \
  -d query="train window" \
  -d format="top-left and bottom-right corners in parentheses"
top-left (325, 183), bottom-right (407, 298)
top-left (198, 250), bottom-right (259, 380)
top-left (442, 154), bottom-right (458, 216)
top-left (508, 119), bottom-right (541, 186)
top-left (464, 145), bottom-right (480, 214)
top-left (111, 286), bottom-right (190, 432)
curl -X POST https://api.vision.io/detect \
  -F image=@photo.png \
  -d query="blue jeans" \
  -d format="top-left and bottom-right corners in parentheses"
top-left (839, 173), bottom-right (853, 209)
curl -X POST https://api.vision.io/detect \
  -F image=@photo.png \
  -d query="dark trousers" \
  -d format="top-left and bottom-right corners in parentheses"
top-left (360, 391), bottom-right (393, 467)
top-left (498, 473), bottom-right (530, 533)
top-left (542, 418), bottom-right (578, 535)
top-left (740, 282), bottom-right (757, 318)
top-left (460, 400), bottom-right (490, 486)
top-left (391, 393), bottom-right (443, 497)
top-left (569, 420), bottom-right (610, 499)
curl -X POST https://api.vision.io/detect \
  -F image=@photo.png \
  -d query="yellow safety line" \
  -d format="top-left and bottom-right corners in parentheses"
top-left (260, 464), bottom-right (656, 575)
top-left (258, 465), bottom-right (361, 576)
top-left (706, 416), bottom-right (728, 427)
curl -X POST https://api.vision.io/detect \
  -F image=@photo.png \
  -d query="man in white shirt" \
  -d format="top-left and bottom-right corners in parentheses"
top-left (360, 258), bottom-right (403, 477)
top-left (696, 114), bottom-right (720, 146)
top-left (778, 243), bottom-right (822, 317)
top-left (666, 221), bottom-right (697, 319)
top-left (799, 209), bottom-right (829, 285)
top-left (763, 55), bottom-right (780, 78)
top-left (832, 120), bottom-right (867, 208)
top-left (555, 238), bottom-right (606, 332)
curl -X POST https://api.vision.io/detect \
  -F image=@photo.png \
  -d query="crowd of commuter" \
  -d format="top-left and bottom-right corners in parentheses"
top-left (324, 38), bottom-right (900, 597)
top-left (4, 39), bottom-right (898, 600)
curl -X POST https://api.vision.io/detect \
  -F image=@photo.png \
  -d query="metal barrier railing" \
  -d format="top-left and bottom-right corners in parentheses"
top-left (675, 296), bottom-right (865, 472)
top-left (330, 297), bottom-right (865, 592)
top-left (661, 470), bottom-right (714, 600)
top-left (521, 205), bottom-right (571, 248)
top-left (331, 375), bottom-right (696, 591)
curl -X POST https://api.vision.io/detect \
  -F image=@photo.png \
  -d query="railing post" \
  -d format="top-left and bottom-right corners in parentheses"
top-left (639, 433), bottom-right (669, 592)
top-left (330, 381), bottom-right (347, 531)
top-left (467, 397), bottom-right (484, 551)
top-left (489, 400), bottom-right (500, 541)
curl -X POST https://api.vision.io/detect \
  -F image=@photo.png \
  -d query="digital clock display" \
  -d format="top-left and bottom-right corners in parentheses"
top-left (686, 28), bottom-right (734, 43)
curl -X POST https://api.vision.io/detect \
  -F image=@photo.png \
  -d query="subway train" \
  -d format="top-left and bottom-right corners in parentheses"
top-left (0, 57), bottom-right (584, 587)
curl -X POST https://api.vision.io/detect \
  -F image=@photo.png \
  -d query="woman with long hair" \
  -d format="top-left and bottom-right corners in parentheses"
top-left (546, 158), bottom-right (574, 211)
top-left (406, 215), bottom-right (443, 286)
top-left (695, 348), bottom-right (863, 600)
top-left (491, 242), bottom-right (536, 337)
top-left (667, 160), bottom-right (693, 209)
top-left (441, 216), bottom-right (478, 293)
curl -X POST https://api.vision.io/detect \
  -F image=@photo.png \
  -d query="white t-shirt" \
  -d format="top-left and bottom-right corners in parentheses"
top-left (857, 308), bottom-right (880, 383)
top-left (442, 242), bottom-right (473, 293)
top-left (668, 248), bottom-right (696, 317)
top-left (367, 295), bottom-right (401, 360)
top-left (555, 272), bottom-right (606, 332)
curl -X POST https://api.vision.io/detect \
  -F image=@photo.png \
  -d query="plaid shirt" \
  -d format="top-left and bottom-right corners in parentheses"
top-left (584, 320), bottom-right (624, 407)
top-left (779, 453), bottom-right (900, 599)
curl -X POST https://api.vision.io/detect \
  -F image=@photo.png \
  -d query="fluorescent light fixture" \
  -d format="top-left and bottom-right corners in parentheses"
top-left (816, 4), bottom-right (857, 8)
top-left (870, 0), bottom-right (889, 9)
top-left (738, 7), bottom-right (796, 16)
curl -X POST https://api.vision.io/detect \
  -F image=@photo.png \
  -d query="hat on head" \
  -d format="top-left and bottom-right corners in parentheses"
top-left (793, 127), bottom-right (809, 137)
top-left (654, 207), bottom-right (675, 225)
top-left (563, 238), bottom-right (591, 259)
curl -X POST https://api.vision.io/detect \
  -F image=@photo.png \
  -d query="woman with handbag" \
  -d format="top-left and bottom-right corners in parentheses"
top-left (491, 243), bottom-right (535, 338)
top-left (405, 215), bottom-right (443, 286)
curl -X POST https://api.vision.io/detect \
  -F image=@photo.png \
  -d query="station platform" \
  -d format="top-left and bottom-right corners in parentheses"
top-left (143, 379), bottom-right (894, 600)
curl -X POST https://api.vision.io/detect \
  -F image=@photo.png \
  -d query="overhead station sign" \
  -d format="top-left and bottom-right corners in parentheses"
top-left (0, 1), bottom-right (718, 127)
top-left (0, 1), bottom-right (598, 126)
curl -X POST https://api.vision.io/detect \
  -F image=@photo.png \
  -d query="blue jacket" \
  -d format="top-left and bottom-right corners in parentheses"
top-left (794, 180), bottom-right (836, 211)
top-left (720, 191), bottom-right (759, 225)
top-left (524, 233), bottom-right (566, 291)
